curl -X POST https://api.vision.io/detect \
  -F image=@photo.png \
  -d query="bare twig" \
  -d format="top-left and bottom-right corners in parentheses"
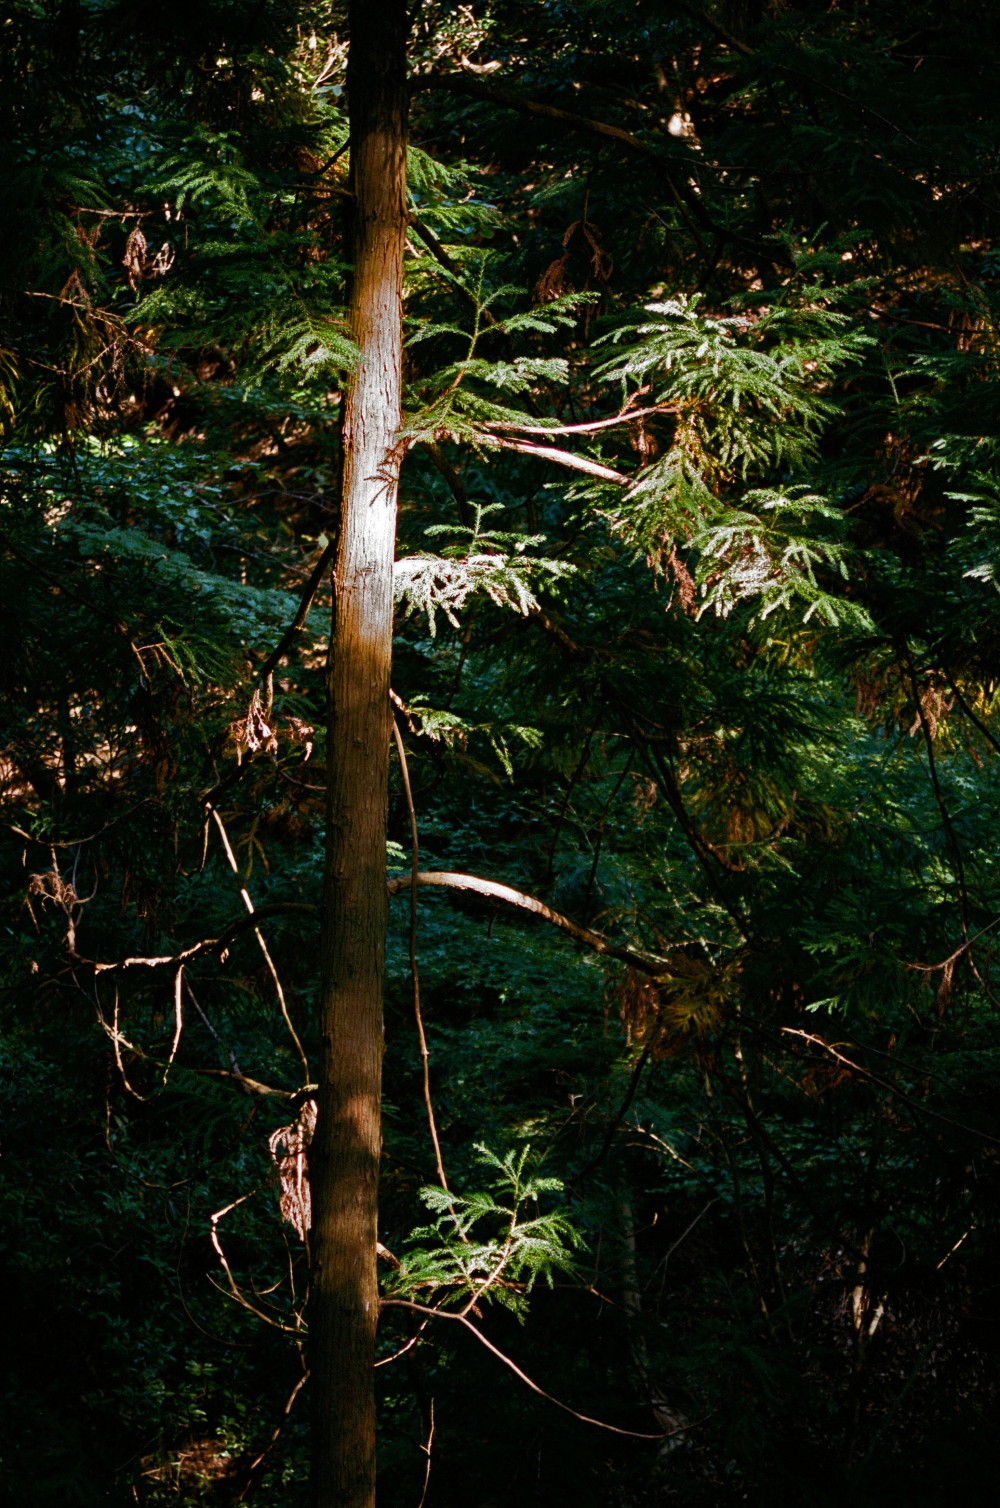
top-left (781, 1028), bottom-right (1000, 1147)
top-left (374, 1317), bottom-right (431, 1369)
top-left (484, 403), bottom-right (677, 438)
top-left (255, 538), bottom-right (336, 693)
top-left (209, 807), bottom-right (310, 1079)
top-left (209, 1192), bottom-right (304, 1334)
top-left (392, 717), bottom-right (451, 1193)
top-left (380, 1298), bottom-right (672, 1439)
top-left (408, 213), bottom-right (500, 331)
top-left (90, 902), bottom-right (315, 974)
top-left (416, 1400), bottom-right (435, 1508)
top-left (418, 71), bottom-right (780, 268)
top-left (578, 1023), bottom-right (664, 1179)
top-left (234, 1362), bottom-right (310, 1502)
top-left (184, 977), bottom-right (245, 1078)
top-left (162, 966), bottom-right (185, 1086)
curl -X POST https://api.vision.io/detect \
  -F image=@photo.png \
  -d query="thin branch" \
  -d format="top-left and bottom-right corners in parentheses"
top-left (903, 649), bottom-right (970, 941)
top-left (905, 912), bottom-right (1000, 975)
top-left (543, 720), bottom-right (600, 882)
top-left (660, 1197), bottom-right (721, 1267)
top-left (185, 977), bottom-right (245, 1078)
top-left (162, 965), bottom-right (185, 1086)
top-left (677, 2), bottom-right (920, 147)
top-left (944, 670), bottom-right (1000, 758)
top-left (392, 716), bottom-right (451, 1192)
top-left (104, 983), bottom-right (152, 1101)
top-left (419, 71), bottom-right (783, 267)
top-left (416, 1399), bottom-right (435, 1508)
top-left (425, 440), bottom-right (475, 528)
top-left (388, 869), bottom-right (670, 976)
top-left (935, 1225), bottom-right (974, 1272)
top-left (95, 1001), bottom-right (299, 1100)
top-left (489, 435), bottom-right (628, 484)
top-left (583, 750), bottom-right (635, 915)
top-left (420, 72), bottom-right (673, 159)
top-left (198, 538), bottom-right (335, 814)
top-left (628, 728), bottom-right (749, 936)
top-left (902, 648), bottom-right (1000, 1005)
top-left (578, 1024), bottom-right (664, 1178)
top-left (677, 1), bottom-right (753, 56)
top-left (89, 902), bottom-right (315, 974)
top-left (781, 1028), bottom-right (1000, 1147)
top-left (255, 538), bottom-right (336, 691)
top-left (234, 1363), bottom-right (310, 1502)
top-left (380, 1299), bottom-right (670, 1439)
top-left (209, 1192), bottom-right (303, 1335)
top-left (408, 213), bottom-right (500, 330)
top-left (374, 1317), bottom-right (431, 1368)
top-left (209, 807), bottom-right (311, 1079)
top-left (483, 403), bottom-right (677, 437)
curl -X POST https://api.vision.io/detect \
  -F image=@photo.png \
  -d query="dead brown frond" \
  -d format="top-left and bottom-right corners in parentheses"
top-left (123, 227), bottom-right (176, 291)
top-left (534, 214), bottom-right (613, 304)
top-left (269, 1097), bottom-right (317, 1241)
top-left (908, 671), bottom-right (953, 741)
top-left (231, 686), bottom-right (278, 759)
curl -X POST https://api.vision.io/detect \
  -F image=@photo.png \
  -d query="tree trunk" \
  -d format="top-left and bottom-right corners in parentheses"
top-left (309, 6), bottom-right (409, 1506)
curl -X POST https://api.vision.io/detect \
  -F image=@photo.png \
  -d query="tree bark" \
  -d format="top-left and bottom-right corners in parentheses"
top-left (309, 6), bottom-right (409, 1507)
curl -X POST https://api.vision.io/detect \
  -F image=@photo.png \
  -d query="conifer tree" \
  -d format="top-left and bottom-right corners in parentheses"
top-left (2, 4), bottom-right (1000, 1505)
top-left (309, 5), bottom-right (408, 1505)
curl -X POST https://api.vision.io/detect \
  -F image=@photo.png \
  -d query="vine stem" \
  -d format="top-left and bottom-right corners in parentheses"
top-left (380, 1299), bottom-right (672, 1440)
top-left (208, 805), bottom-right (310, 1079)
top-left (392, 715), bottom-right (450, 1193)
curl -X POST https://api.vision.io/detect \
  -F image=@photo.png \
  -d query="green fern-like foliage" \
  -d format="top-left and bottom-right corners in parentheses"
top-left (395, 504), bottom-right (573, 635)
top-left (386, 1144), bottom-right (584, 1320)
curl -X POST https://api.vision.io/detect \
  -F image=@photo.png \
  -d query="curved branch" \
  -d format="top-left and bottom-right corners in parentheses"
top-left (484, 403), bottom-right (677, 438)
top-left (388, 870), bottom-right (669, 976)
top-left (88, 867), bottom-right (665, 986)
top-left (380, 1298), bottom-right (671, 1440)
top-left (490, 435), bottom-right (629, 484)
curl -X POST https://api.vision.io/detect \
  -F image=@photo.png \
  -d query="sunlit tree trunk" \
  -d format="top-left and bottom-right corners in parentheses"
top-left (309, 5), bottom-right (408, 1506)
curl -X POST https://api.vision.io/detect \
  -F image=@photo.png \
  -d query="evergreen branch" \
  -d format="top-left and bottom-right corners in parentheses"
top-left (420, 71), bottom-right (789, 266)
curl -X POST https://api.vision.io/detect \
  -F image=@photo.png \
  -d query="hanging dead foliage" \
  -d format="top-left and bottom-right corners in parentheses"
top-left (269, 1097), bottom-right (317, 1241)
top-left (123, 227), bottom-right (176, 291)
top-left (232, 686), bottom-right (279, 759)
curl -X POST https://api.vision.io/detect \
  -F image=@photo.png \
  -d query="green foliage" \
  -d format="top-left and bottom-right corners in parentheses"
top-left (387, 1144), bottom-right (584, 1319)
top-left (4, 1), bottom-right (1000, 1504)
top-left (395, 504), bottom-right (573, 635)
